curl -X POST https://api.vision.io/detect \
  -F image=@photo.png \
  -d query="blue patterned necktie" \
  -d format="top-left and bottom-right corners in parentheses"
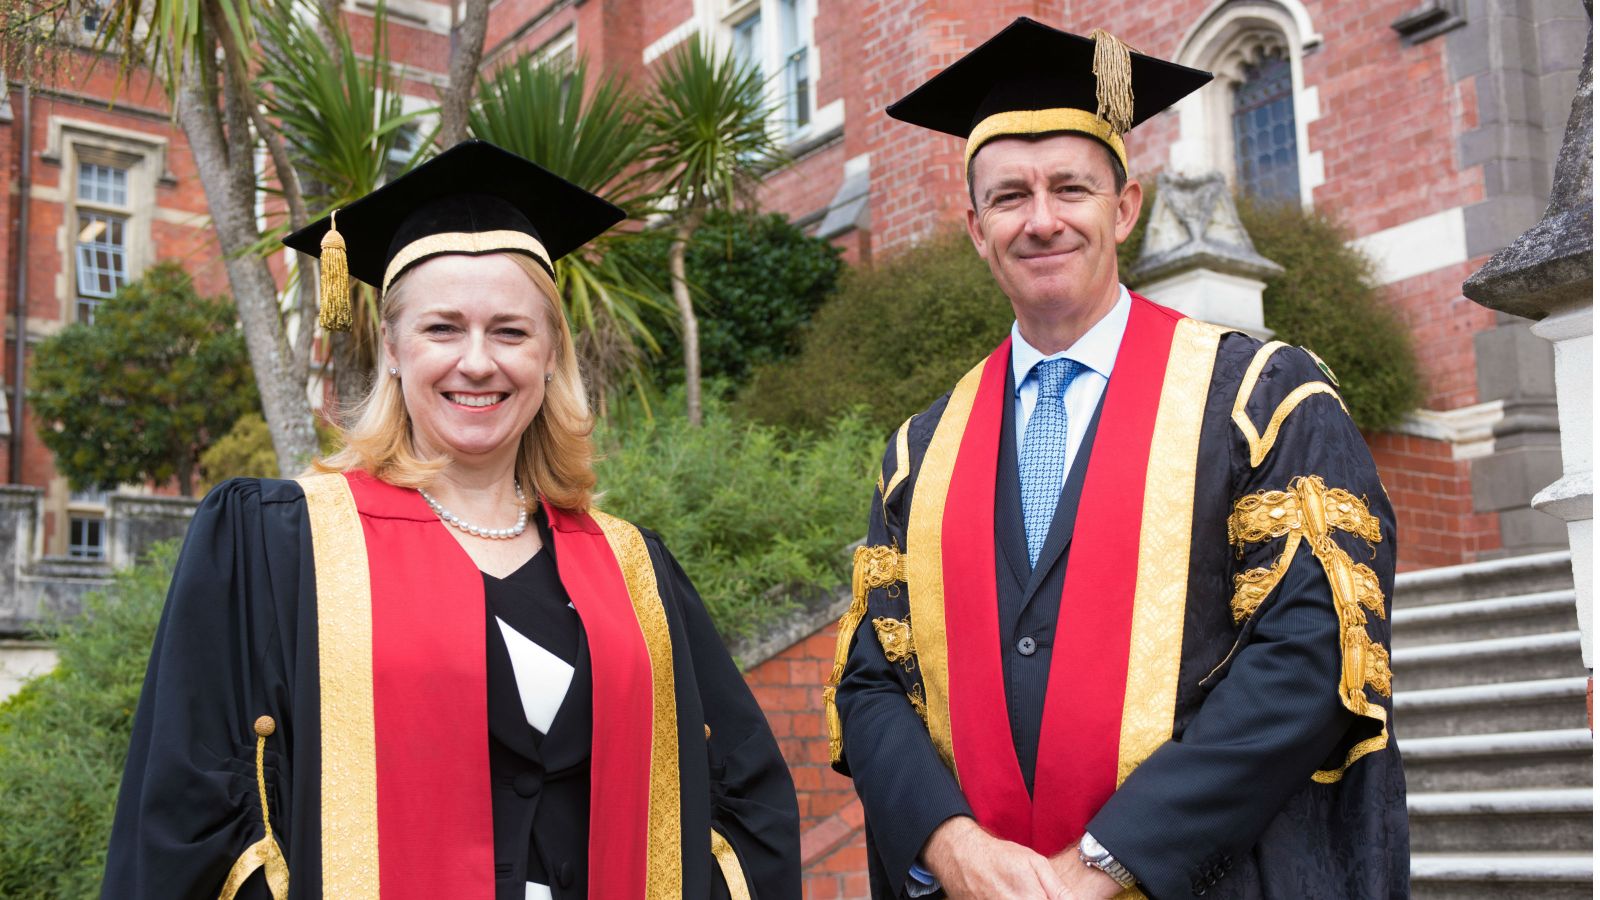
top-left (1019, 357), bottom-right (1084, 567)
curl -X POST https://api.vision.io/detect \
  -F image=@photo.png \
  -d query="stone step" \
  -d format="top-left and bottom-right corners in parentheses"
top-left (1406, 788), bottom-right (1592, 854)
top-left (1389, 631), bottom-right (1586, 690)
top-left (1390, 589), bottom-right (1578, 646)
top-left (1393, 550), bottom-right (1573, 608)
top-left (1398, 728), bottom-right (1593, 791)
top-left (1393, 677), bottom-right (1590, 737)
top-left (1410, 852), bottom-right (1593, 900)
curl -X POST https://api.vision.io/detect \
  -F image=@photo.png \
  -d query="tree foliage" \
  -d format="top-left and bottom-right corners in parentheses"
top-left (622, 210), bottom-right (844, 387)
top-left (28, 263), bottom-right (258, 496)
top-left (0, 542), bottom-right (178, 900)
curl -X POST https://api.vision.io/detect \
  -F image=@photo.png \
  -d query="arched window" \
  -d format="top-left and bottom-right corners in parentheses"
top-left (1230, 45), bottom-right (1299, 202)
top-left (1170, 1), bottom-right (1322, 208)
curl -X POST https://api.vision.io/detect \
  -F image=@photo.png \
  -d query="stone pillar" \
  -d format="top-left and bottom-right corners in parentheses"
top-left (1462, 23), bottom-right (1592, 686)
top-left (1130, 172), bottom-right (1282, 338)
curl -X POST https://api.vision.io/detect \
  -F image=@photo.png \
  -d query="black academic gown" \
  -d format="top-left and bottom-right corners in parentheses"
top-left (835, 330), bottom-right (1409, 900)
top-left (102, 478), bottom-right (800, 900)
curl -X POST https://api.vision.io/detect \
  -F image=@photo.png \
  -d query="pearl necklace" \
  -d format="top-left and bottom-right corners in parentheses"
top-left (419, 481), bottom-right (529, 540)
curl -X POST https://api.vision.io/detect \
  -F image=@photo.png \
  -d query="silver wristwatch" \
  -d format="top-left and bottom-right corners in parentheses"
top-left (1078, 832), bottom-right (1137, 889)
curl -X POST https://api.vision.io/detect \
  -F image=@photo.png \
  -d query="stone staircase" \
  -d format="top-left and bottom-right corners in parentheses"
top-left (1392, 551), bottom-right (1593, 899)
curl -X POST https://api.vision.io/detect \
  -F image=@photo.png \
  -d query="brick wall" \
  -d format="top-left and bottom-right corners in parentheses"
top-left (745, 623), bottom-right (871, 899)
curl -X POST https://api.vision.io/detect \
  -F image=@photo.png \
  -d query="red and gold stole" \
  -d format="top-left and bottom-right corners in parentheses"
top-left (297, 472), bottom-right (682, 899)
top-left (907, 296), bottom-right (1224, 855)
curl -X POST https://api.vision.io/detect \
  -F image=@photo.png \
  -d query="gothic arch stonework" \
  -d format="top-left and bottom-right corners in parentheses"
top-left (1169, 0), bottom-right (1324, 208)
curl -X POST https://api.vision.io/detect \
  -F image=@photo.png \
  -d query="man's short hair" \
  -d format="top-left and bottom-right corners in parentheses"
top-left (966, 134), bottom-right (1129, 209)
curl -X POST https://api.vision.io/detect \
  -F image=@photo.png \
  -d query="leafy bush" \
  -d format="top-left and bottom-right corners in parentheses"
top-left (739, 228), bottom-right (1012, 433)
top-left (623, 210), bottom-right (845, 387)
top-left (749, 191), bottom-right (1419, 434)
top-left (1234, 199), bottom-right (1422, 431)
top-left (0, 543), bottom-right (178, 899)
top-left (594, 397), bottom-right (879, 643)
top-left (198, 413), bottom-right (343, 491)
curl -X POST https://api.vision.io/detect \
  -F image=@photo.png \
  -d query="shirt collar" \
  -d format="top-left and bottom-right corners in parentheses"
top-left (1011, 285), bottom-right (1131, 394)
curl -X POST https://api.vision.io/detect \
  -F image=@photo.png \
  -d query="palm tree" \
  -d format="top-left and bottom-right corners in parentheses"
top-left (642, 37), bottom-right (785, 426)
top-left (257, 1), bottom-right (431, 412)
top-left (471, 54), bottom-right (672, 412)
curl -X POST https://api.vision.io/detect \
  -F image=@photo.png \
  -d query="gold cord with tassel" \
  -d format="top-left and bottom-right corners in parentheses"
top-left (1089, 29), bottom-right (1135, 135)
top-left (218, 716), bottom-right (290, 900)
top-left (318, 210), bottom-right (353, 332)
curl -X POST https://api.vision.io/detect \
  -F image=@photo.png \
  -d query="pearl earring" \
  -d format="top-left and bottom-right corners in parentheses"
top-left (389, 367), bottom-right (398, 377)
top-left (545, 373), bottom-right (553, 383)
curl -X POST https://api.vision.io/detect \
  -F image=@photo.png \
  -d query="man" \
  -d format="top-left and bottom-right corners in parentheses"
top-left (825, 18), bottom-right (1408, 900)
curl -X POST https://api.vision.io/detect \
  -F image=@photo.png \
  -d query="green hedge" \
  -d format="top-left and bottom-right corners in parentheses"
top-left (746, 194), bottom-right (1420, 434)
top-left (0, 543), bottom-right (177, 899)
top-left (623, 210), bottom-right (845, 387)
top-left (1234, 199), bottom-right (1422, 431)
top-left (739, 228), bottom-right (1013, 434)
top-left (594, 396), bottom-right (880, 645)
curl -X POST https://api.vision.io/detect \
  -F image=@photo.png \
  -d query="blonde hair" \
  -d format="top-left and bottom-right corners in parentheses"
top-left (313, 252), bottom-right (596, 513)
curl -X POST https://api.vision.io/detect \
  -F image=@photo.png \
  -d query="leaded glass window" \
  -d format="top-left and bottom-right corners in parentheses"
top-left (1231, 47), bottom-right (1299, 203)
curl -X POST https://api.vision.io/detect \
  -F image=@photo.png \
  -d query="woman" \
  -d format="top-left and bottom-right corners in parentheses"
top-left (102, 141), bottom-right (800, 900)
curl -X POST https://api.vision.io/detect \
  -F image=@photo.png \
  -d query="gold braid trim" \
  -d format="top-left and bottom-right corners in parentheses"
top-left (710, 828), bottom-right (752, 900)
top-left (1232, 343), bottom-right (1350, 467)
top-left (871, 617), bottom-right (916, 666)
top-left (219, 717), bottom-right (290, 900)
top-left (1229, 476), bottom-right (1392, 782)
top-left (825, 545), bottom-right (907, 763)
top-left (878, 417), bottom-right (915, 506)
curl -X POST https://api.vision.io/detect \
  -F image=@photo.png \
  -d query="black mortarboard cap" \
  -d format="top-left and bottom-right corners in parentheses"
top-left (886, 18), bottom-right (1212, 173)
top-left (283, 140), bottom-right (625, 330)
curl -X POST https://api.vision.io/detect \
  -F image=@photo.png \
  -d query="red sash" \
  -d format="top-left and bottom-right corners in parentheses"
top-left (910, 296), bottom-right (1222, 853)
top-left (305, 472), bottom-right (678, 898)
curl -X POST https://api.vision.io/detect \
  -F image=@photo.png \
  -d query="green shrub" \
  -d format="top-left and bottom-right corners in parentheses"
top-left (0, 542), bottom-right (178, 899)
top-left (625, 210), bottom-right (845, 386)
top-left (739, 228), bottom-right (1012, 433)
top-left (1234, 199), bottom-right (1422, 431)
top-left (594, 397), bottom-right (879, 644)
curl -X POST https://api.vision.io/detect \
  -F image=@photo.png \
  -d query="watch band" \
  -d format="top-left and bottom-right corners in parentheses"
top-left (1078, 833), bottom-right (1137, 889)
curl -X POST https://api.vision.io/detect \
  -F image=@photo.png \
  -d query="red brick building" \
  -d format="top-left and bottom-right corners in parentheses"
top-left (1, 2), bottom-right (1585, 896)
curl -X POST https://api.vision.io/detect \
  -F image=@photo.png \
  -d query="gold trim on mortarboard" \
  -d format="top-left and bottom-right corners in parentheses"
top-left (963, 108), bottom-right (1130, 174)
top-left (381, 230), bottom-right (554, 294)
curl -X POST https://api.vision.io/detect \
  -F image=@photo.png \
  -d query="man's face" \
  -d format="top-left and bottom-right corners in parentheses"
top-left (965, 133), bottom-right (1142, 319)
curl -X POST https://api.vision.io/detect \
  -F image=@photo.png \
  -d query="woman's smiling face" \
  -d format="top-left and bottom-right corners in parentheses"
top-left (382, 252), bottom-right (557, 467)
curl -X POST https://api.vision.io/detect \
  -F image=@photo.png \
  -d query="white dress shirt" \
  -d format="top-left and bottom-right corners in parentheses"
top-left (1011, 285), bottom-right (1131, 481)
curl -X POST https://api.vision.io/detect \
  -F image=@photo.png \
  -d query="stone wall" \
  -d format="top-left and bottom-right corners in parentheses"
top-left (0, 484), bottom-right (195, 638)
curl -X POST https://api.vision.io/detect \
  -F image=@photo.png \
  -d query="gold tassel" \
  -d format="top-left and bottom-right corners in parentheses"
top-left (318, 210), bottom-right (352, 332)
top-left (1090, 29), bottom-right (1135, 135)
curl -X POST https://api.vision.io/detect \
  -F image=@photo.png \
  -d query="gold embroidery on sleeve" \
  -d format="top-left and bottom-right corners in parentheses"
top-left (907, 683), bottom-right (928, 724)
top-left (881, 417), bottom-right (915, 505)
top-left (218, 716), bottom-right (290, 900)
top-left (825, 544), bottom-right (907, 764)
top-left (1231, 343), bottom-right (1350, 467)
top-left (1229, 475), bottom-right (1392, 783)
top-left (871, 617), bottom-right (916, 667)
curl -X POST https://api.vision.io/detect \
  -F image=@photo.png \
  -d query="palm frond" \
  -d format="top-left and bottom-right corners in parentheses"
top-left (643, 36), bottom-right (786, 214)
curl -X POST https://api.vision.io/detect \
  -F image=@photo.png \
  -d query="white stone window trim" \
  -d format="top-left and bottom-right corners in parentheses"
top-left (716, 0), bottom-right (836, 149)
top-left (44, 119), bottom-right (164, 325)
top-left (1169, 0), bottom-right (1325, 209)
